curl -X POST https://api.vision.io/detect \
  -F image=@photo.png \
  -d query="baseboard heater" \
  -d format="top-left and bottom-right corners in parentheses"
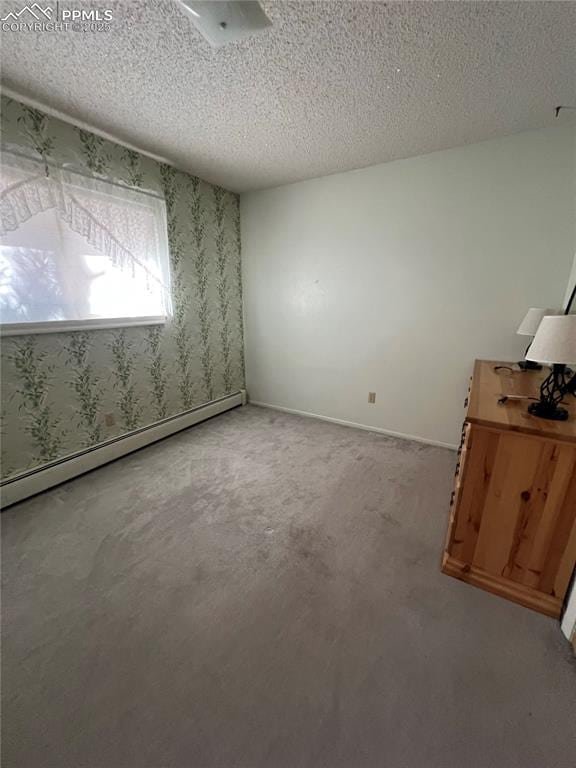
top-left (1, 391), bottom-right (245, 509)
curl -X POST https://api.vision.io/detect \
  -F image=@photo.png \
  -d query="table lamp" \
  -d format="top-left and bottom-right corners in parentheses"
top-left (517, 308), bottom-right (560, 370)
top-left (526, 315), bottom-right (576, 420)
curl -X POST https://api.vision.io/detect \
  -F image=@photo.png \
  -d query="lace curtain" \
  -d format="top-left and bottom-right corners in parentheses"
top-left (0, 152), bottom-right (171, 325)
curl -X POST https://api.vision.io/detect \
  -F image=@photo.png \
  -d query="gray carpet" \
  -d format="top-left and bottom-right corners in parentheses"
top-left (2, 404), bottom-right (575, 768)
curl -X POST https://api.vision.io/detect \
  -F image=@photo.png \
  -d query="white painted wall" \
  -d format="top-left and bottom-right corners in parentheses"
top-left (565, 254), bottom-right (576, 309)
top-left (241, 121), bottom-right (575, 446)
top-left (561, 124), bottom-right (576, 643)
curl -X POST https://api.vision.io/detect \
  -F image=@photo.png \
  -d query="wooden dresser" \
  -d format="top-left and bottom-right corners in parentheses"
top-left (442, 360), bottom-right (576, 618)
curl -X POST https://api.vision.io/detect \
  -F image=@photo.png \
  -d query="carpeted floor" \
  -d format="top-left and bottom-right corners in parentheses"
top-left (2, 404), bottom-right (575, 768)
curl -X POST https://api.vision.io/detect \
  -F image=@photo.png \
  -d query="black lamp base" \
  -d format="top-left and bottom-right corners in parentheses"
top-left (528, 401), bottom-right (569, 421)
top-left (518, 360), bottom-right (542, 371)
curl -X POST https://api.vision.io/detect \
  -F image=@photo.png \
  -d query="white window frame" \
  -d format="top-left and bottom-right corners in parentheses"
top-left (0, 316), bottom-right (168, 337)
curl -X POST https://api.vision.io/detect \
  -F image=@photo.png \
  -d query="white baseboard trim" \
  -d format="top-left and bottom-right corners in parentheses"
top-left (1, 392), bottom-right (243, 509)
top-left (249, 400), bottom-right (458, 450)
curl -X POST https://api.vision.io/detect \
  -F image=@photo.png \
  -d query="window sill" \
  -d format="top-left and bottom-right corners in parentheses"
top-left (0, 316), bottom-right (169, 337)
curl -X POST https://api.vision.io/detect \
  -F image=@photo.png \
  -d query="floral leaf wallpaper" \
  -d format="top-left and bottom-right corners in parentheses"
top-left (160, 162), bottom-right (196, 409)
top-left (189, 175), bottom-right (214, 402)
top-left (122, 148), bottom-right (144, 188)
top-left (76, 128), bottom-right (110, 175)
top-left (9, 336), bottom-right (63, 464)
top-left (15, 105), bottom-right (54, 164)
top-left (109, 330), bottom-right (142, 432)
top-left (64, 332), bottom-right (102, 445)
top-left (233, 204), bottom-right (246, 384)
top-left (145, 326), bottom-right (168, 421)
top-left (0, 96), bottom-right (245, 481)
top-left (214, 186), bottom-right (233, 393)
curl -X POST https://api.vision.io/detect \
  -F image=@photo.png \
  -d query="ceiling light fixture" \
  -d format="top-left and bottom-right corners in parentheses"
top-left (176, 1), bottom-right (272, 47)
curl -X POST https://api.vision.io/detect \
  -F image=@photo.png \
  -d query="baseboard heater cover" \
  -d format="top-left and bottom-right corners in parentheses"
top-left (1, 391), bottom-right (244, 509)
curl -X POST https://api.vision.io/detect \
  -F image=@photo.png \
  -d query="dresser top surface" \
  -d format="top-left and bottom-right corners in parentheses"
top-left (467, 360), bottom-right (576, 443)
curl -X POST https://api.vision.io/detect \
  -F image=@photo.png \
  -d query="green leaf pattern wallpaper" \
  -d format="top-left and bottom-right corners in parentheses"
top-left (0, 96), bottom-right (245, 481)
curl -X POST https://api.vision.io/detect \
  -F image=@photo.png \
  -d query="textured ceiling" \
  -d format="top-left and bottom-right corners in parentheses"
top-left (1, 1), bottom-right (575, 192)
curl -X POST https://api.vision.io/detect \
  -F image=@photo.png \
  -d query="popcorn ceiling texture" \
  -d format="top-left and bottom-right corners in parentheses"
top-left (1, 1), bottom-right (575, 192)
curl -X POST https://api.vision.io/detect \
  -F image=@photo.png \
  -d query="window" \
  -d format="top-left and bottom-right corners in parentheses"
top-left (0, 152), bottom-right (172, 334)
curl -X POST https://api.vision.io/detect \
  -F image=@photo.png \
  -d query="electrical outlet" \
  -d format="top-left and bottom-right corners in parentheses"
top-left (368, 392), bottom-right (376, 404)
top-left (104, 413), bottom-right (115, 427)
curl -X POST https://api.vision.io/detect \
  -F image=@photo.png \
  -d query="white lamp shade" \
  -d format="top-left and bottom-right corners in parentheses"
top-left (526, 315), bottom-right (576, 364)
top-left (517, 308), bottom-right (560, 336)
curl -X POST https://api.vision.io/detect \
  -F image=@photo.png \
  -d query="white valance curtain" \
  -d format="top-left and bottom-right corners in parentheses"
top-left (0, 152), bottom-right (171, 326)
top-left (0, 152), bottom-right (170, 291)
